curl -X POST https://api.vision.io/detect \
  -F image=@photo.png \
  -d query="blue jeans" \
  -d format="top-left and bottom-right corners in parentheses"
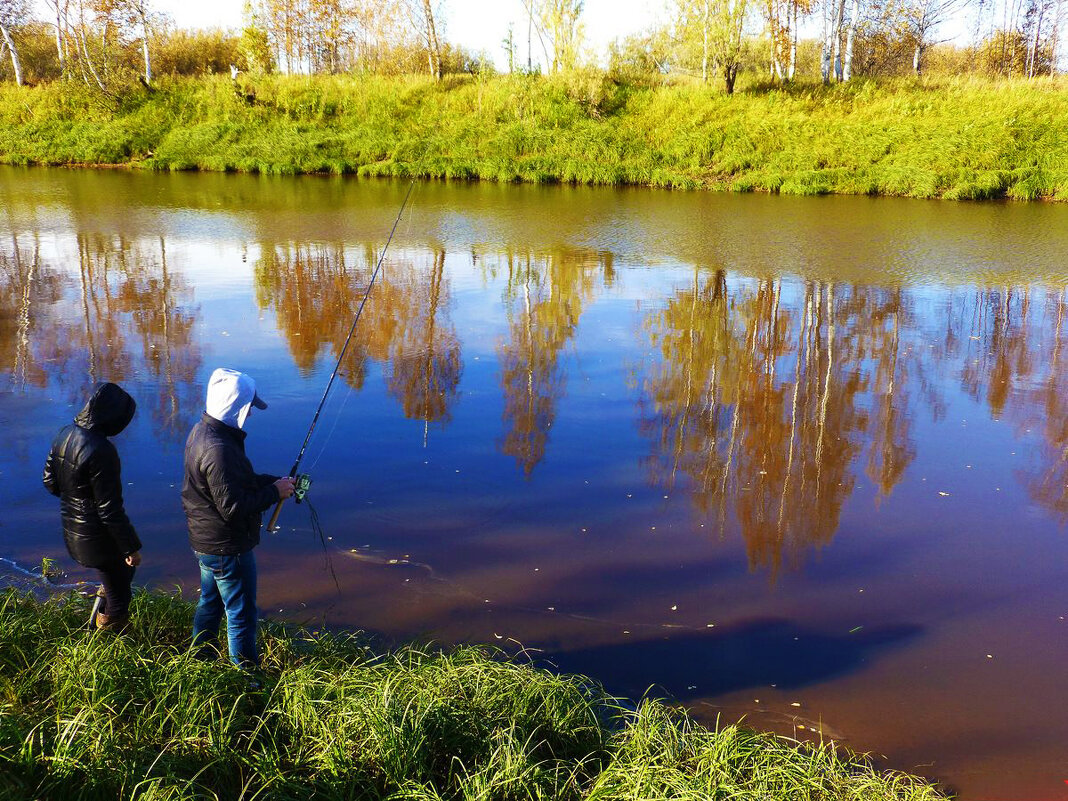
top-left (192, 550), bottom-right (258, 667)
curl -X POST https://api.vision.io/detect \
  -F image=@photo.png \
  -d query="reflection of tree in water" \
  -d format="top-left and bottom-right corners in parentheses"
top-left (0, 235), bottom-right (64, 391)
top-left (385, 249), bottom-right (462, 439)
top-left (495, 248), bottom-right (606, 477)
top-left (943, 287), bottom-right (1068, 522)
top-left (0, 233), bottom-right (202, 440)
top-left (254, 243), bottom-right (461, 431)
top-left (640, 275), bottom-right (921, 579)
top-left (256, 242), bottom-right (376, 386)
top-left (114, 237), bottom-right (201, 439)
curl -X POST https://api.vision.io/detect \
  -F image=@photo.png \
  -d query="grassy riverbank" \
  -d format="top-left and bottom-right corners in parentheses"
top-left (0, 73), bottom-right (1066, 200)
top-left (0, 588), bottom-right (947, 801)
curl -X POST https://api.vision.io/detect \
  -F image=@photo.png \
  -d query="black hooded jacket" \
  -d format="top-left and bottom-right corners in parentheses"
top-left (42, 382), bottom-right (142, 569)
top-left (181, 413), bottom-right (280, 556)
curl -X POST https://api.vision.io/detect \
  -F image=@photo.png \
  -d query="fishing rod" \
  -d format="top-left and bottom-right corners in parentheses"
top-left (267, 180), bottom-right (416, 532)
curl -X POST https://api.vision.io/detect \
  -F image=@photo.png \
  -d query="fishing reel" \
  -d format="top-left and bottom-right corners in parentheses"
top-left (294, 473), bottom-right (312, 504)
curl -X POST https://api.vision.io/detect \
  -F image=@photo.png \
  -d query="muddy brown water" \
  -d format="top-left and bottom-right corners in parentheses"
top-left (3, 166), bottom-right (1068, 800)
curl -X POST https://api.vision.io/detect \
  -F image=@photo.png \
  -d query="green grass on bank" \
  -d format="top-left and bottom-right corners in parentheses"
top-left (0, 588), bottom-right (948, 801)
top-left (0, 73), bottom-right (1066, 200)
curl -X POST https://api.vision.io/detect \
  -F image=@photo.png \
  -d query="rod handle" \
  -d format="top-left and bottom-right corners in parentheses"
top-left (267, 498), bottom-right (286, 532)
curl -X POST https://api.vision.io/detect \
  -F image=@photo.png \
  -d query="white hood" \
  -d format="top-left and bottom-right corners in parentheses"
top-left (205, 368), bottom-right (267, 429)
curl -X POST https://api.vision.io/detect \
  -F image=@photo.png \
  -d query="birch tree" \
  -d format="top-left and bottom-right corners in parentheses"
top-left (123, 0), bottom-right (152, 85)
top-left (902, 0), bottom-right (972, 73)
top-left (404, 0), bottom-right (442, 79)
top-left (42, 0), bottom-right (69, 77)
top-left (715, 0), bottom-right (749, 91)
top-left (520, 0), bottom-right (583, 72)
top-left (841, 0), bottom-right (862, 78)
top-left (1052, 0), bottom-right (1064, 74)
top-left (0, 0), bottom-right (28, 85)
top-left (673, 0), bottom-right (750, 92)
top-left (766, 0), bottom-right (812, 80)
top-left (821, 0), bottom-right (845, 81)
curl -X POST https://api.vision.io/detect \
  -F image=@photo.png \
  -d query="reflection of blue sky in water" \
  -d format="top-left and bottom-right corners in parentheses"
top-left (3, 169), bottom-right (1068, 799)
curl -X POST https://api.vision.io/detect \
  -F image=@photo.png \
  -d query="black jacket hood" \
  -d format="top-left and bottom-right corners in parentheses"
top-left (74, 382), bottom-right (136, 437)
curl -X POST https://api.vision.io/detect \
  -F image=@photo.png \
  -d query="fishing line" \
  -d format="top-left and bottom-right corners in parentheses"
top-left (267, 180), bottom-right (416, 533)
top-left (304, 497), bottom-right (340, 592)
top-left (304, 378), bottom-right (356, 474)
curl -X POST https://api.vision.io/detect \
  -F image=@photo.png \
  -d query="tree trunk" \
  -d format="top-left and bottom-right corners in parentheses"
top-left (912, 41), bottom-right (923, 74)
top-left (821, 0), bottom-right (844, 82)
top-left (832, 0), bottom-right (846, 80)
top-left (842, 0), bottom-right (860, 80)
top-left (1027, 1), bottom-right (1045, 77)
top-left (788, 2), bottom-right (798, 80)
top-left (76, 22), bottom-right (107, 91)
top-left (421, 0), bottom-right (441, 80)
top-left (768, 3), bottom-right (784, 81)
top-left (724, 62), bottom-right (737, 93)
top-left (53, 2), bottom-right (66, 77)
top-left (141, 15), bottom-right (152, 85)
top-left (1051, 0), bottom-right (1063, 76)
top-left (702, 0), bottom-right (710, 83)
top-left (0, 25), bottom-right (22, 86)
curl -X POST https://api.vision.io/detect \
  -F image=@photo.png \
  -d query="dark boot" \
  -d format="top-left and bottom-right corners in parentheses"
top-left (96, 612), bottom-right (130, 633)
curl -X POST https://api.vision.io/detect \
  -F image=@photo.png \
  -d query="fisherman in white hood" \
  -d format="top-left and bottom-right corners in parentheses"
top-left (181, 368), bottom-right (295, 668)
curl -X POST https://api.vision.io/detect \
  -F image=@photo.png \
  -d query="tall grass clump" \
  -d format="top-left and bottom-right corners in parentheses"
top-left (0, 587), bottom-right (948, 800)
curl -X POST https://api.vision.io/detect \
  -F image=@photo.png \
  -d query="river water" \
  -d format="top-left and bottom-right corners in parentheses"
top-left (2, 167), bottom-right (1067, 800)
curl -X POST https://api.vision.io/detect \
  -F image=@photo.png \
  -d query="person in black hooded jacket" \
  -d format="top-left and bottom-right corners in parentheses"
top-left (43, 382), bottom-right (142, 631)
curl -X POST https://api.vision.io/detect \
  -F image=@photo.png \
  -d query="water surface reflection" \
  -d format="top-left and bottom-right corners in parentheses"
top-left (2, 168), bottom-right (1068, 800)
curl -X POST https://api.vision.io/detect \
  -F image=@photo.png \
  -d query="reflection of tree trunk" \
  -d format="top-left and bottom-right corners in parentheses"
top-left (673, 270), bottom-right (699, 485)
top-left (13, 237), bottom-right (37, 389)
top-left (421, 248), bottom-right (445, 446)
top-left (161, 236), bottom-right (177, 427)
top-left (875, 310), bottom-right (900, 499)
top-left (780, 286), bottom-right (810, 528)
top-left (815, 283), bottom-right (834, 497)
top-left (1053, 293), bottom-right (1064, 373)
top-left (524, 271), bottom-right (534, 446)
top-left (78, 235), bottom-right (98, 382)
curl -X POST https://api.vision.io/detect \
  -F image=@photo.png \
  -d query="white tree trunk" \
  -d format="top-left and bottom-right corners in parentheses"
top-left (788, 2), bottom-right (798, 80)
top-left (702, 0), bottom-right (710, 83)
top-left (421, 0), bottom-right (441, 80)
top-left (832, 0), bottom-right (846, 79)
top-left (842, 0), bottom-right (861, 80)
top-left (52, 2), bottom-right (66, 77)
top-left (1027, 1), bottom-right (1045, 77)
top-left (1051, 0), bottom-right (1063, 75)
top-left (821, 0), bottom-right (844, 82)
top-left (141, 15), bottom-right (151, 85)
top-left (0, 24), bottom-right (23, 86)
